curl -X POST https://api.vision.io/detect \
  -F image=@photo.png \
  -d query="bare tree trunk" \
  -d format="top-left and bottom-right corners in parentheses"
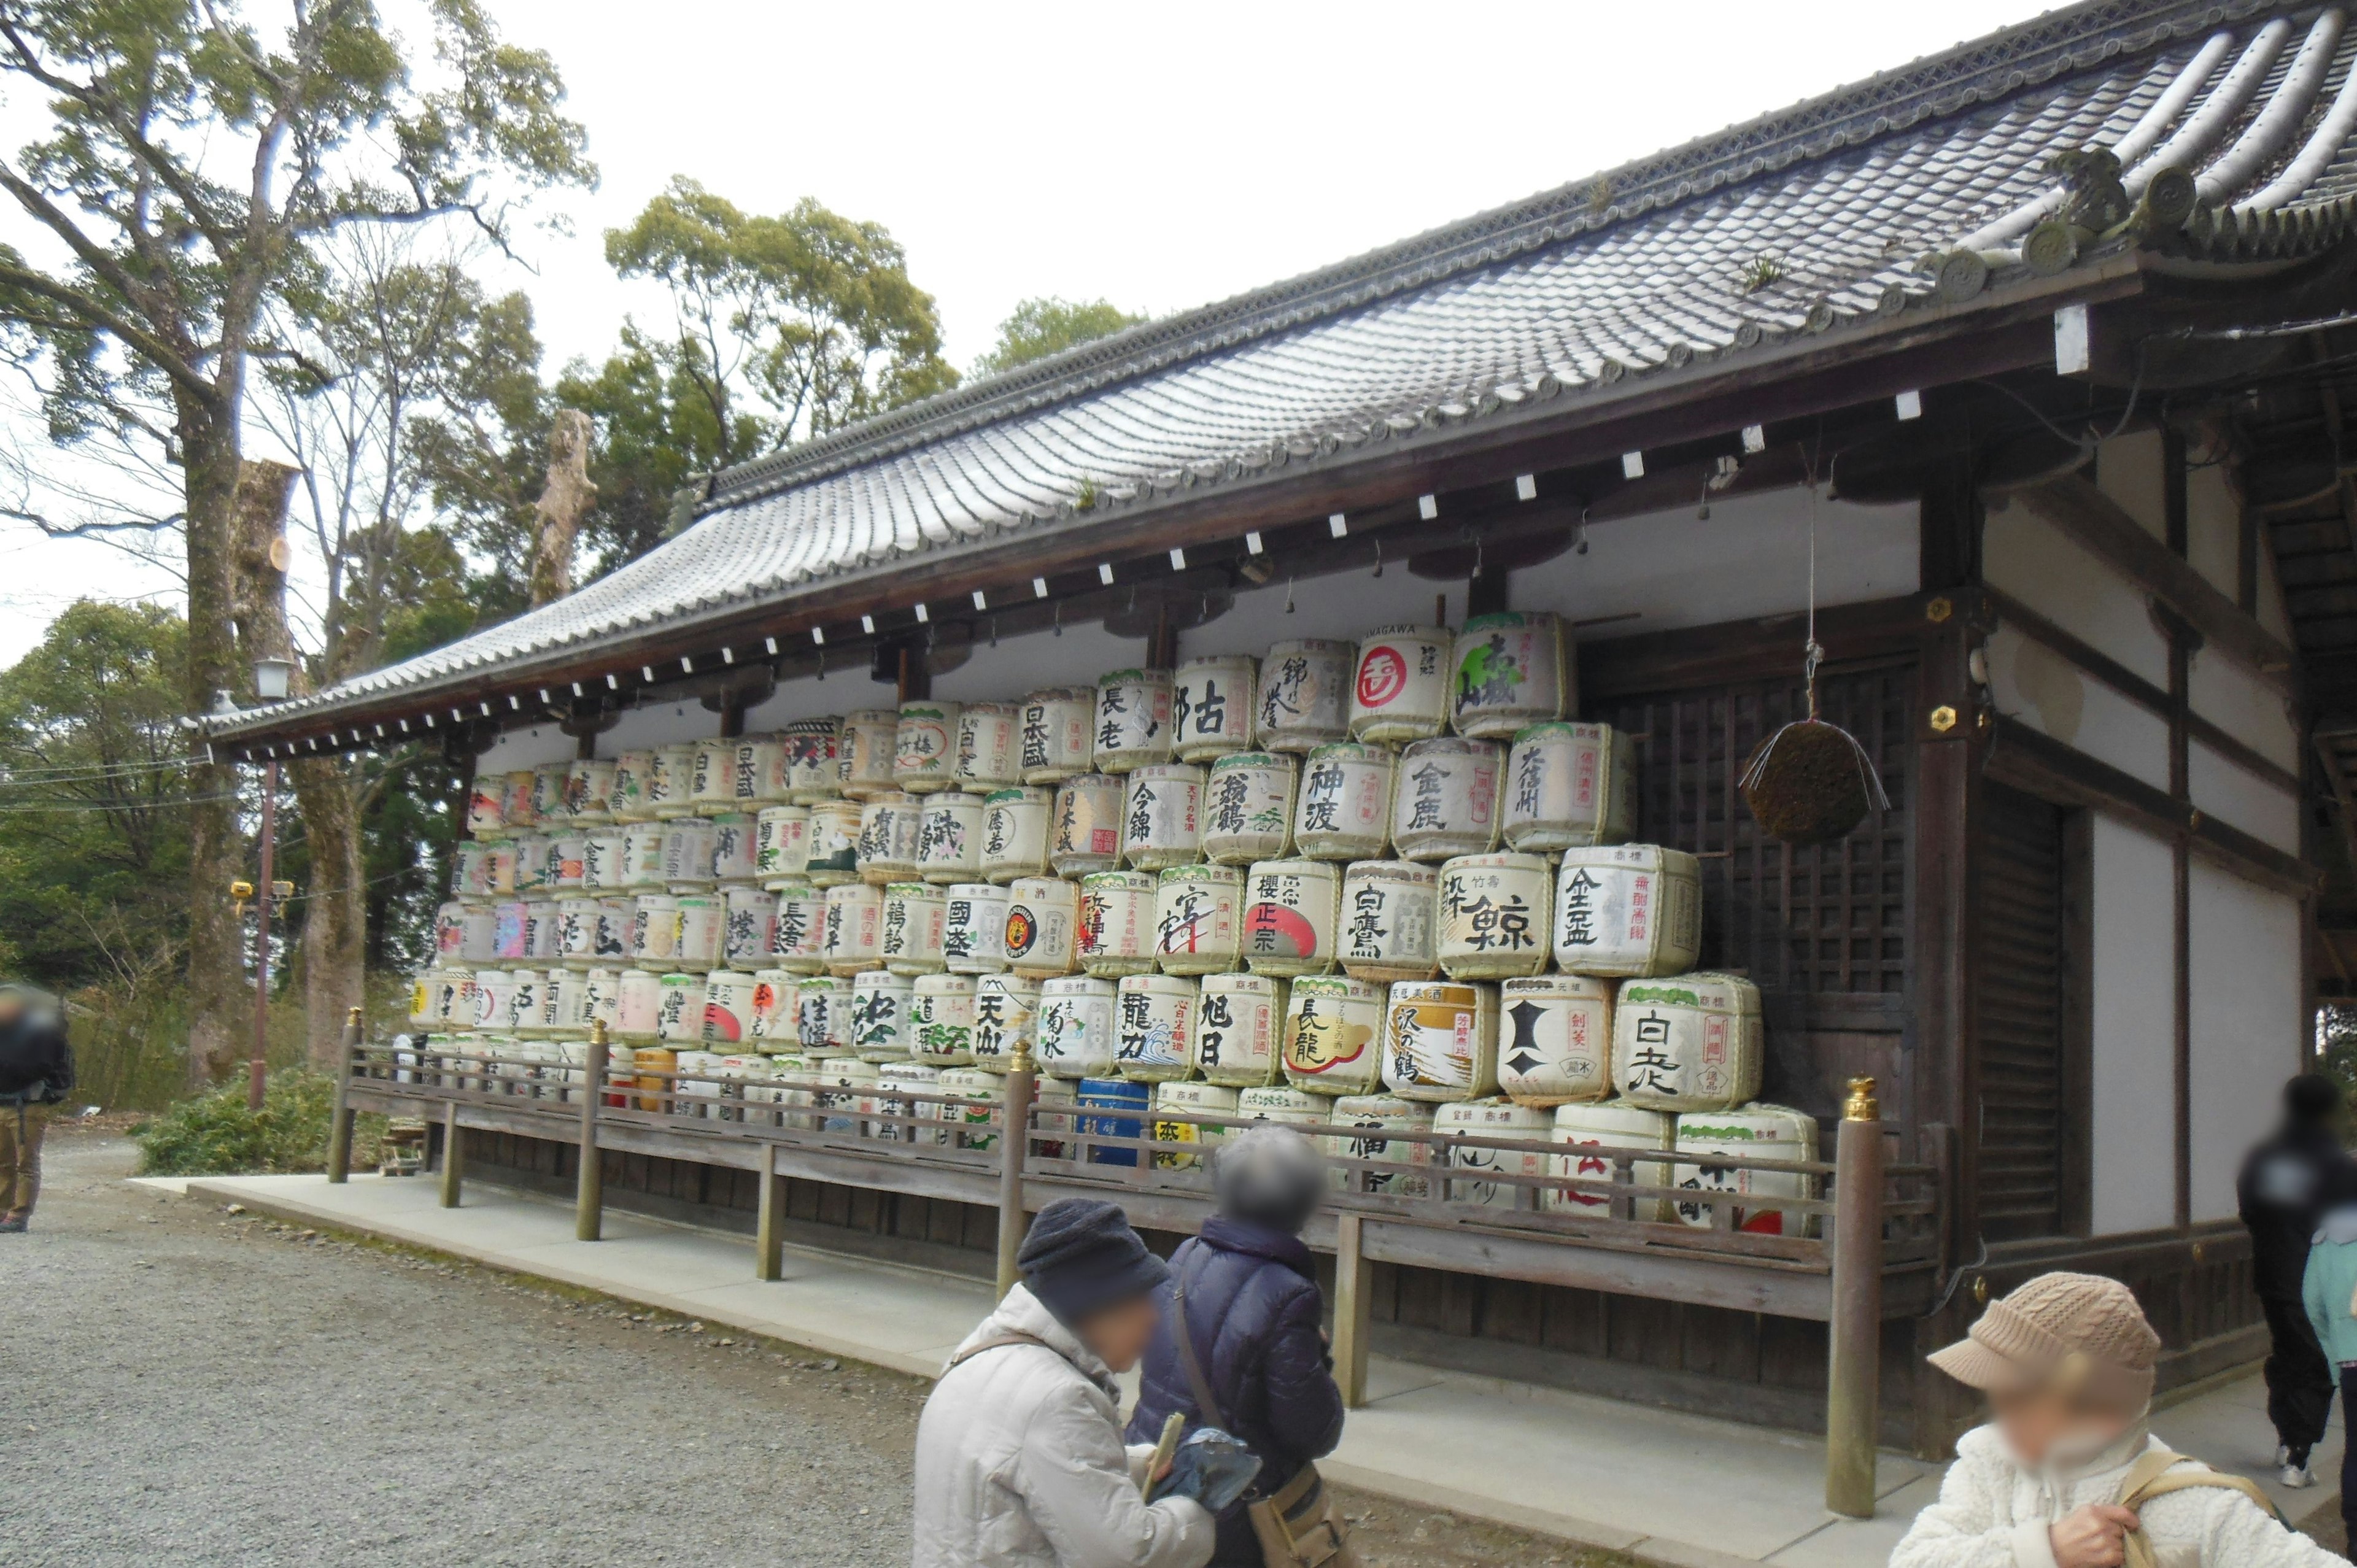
top-left (182, 417), bottom-right (249, 1089)
top-left (529, 408), bottom-right (597, 606)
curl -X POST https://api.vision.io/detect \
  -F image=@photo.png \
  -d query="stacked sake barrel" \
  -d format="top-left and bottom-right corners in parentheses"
top-left (406, 612), bottom-right (1811, 1229)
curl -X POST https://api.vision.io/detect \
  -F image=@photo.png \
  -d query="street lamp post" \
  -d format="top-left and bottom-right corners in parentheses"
top-left (247, 657), bottom-right (295, 1111)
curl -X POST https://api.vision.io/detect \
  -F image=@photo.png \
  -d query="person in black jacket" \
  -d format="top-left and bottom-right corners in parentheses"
top-left (1127, 1124), bottom-right (1347, 1567)
top-left (0, 983), bottom-right (73, 1234)
top-left (2237, 1071), bottom-right (2351, 1488)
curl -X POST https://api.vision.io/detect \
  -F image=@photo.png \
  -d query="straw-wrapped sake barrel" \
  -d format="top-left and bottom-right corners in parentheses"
top-left (1391, 738), bottom-right (1503, 862)
top-left (1610, 972), bottom-right (1764, 1111)
top-left (954, 703), bottom-right (1022, 794)
top-left (1349, 625), bottom-right (1453, 743)
top-left (980, 787), bottom-right (1053, 883)
top-left (1004, 876), bottom-right (1079, 979)
top-left (1502, 722), bottom-right (1637, 852)
top-left (1451, 611), bottom-right (1572, 738)
top-left (1549, 1102), bottom-right (1676, 1221)
top-left (1328, 1094), bottom-right (1434, 1197)
top-left (908, 974), bottom-right (973, 1065)
top-left (1153, 865), bottom-right (1242, 976)
top-left (1154, 1081), bottom-right (1240, 1170)
top-left (756, 806), bottom-right (811, 888)
top-left (805, 800), bottom-right (862, 888)
top-left (849, 970), bottom-right (915, 1062)
top-left (1279, 975), bottom-right (1384, 1096)
top-left (1036, 975), bottom-right (1118, 1079)
top-left (609, 753), bottom-right (654, 824)
top-left (1174, 655), bottom-right (1256, 762)
top-left (917, 792), bottom-right (985, 884)
top-left (568, 758), bottom-right (619, 823)
top-left (1201, 753), bottom-right (1294, 865)
top-left (1436, 1098), bottom-right (1551, 1210)
top-left (838, 710), bottom-right (899, 800)
top-left (792, 976), bottom-right (849, 1058)
top-left (1553, 844), bottom-right (1703, 978)
top-left (1078, 871), bottom-right (1156, 978)
top-left (1242, 859), bottom-right (1339, 978)
top-left (783, 717), bottom-right (842, 804)
top-left (722, 885), bottom-right (776, 971)
top-left (1336, 860), bottom-right (1439, 982)
top-left (892, 700), bottom-right (962, 795)
top-left (1191, 971), bottom-right (1283, 1088)
top-left (1380, 981), bottom-right (1498, 1103)
top-left (856, 793), bottom-right (922, 885)
top-left (1436, 852), bottom-right (1552, 980)
top-left (768, 884), bottom-right (826, 975)
top-left (879, 881), bottom-right (947, 975)
top-left (1019, 688), bottom-right (1095, 784)
top-left (1295, 744), bottom-right (1392, 860)
top-left (1113, 973), bottom-right (1194, 1083)
top-left (1255, 639), bottom-right (1352, 752)
top-left (821, 883), bottom-right (883, 976)
top-left (1496, 975), bottom-right (1614, 1107)
top-left (1237, 1084), bottom-right (1331, 1131)
top-left (1093, 671), bottom-right (1174, 773)
top-left (1671, 1103), bottom-right (1820, 1237)
top-left (1121, 764), bottom-right (1204, 871)
top-left (1050, 774), bottom-right (1124, 877)
top-left (967, 975), bottom-right (1039, 1072)
top-left (943, 883), bottom-right (1010, 975)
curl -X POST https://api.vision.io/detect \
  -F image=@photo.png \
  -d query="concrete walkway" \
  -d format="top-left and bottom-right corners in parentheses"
top-left (159, 1172), bottom-right (2337, 1568)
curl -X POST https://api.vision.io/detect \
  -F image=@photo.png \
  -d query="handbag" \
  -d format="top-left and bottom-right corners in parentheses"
top-left (1168, 1284), bottom-right (1358, 1568)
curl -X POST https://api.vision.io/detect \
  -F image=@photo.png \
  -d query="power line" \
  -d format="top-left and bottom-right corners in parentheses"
top-left (0, 789), bottom-right (246, 814)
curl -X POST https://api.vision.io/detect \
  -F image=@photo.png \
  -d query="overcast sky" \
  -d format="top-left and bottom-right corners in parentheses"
top-left (0, 0), bottom-right (2055, 667)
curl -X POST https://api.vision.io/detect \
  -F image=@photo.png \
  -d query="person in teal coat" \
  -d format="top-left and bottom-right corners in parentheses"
top-left (2300, 1168), bottom-right (2357, 1549)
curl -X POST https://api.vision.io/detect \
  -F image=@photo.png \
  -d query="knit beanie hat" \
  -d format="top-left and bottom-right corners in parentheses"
top-left (1928, 1271), bottom-right (2160, 1410)
top-left (1016, 1198), bottom-right (1170, 1328)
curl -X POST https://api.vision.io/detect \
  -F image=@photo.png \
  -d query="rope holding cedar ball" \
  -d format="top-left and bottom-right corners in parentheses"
top-left (1738, 639), bottom-right (1890, 846)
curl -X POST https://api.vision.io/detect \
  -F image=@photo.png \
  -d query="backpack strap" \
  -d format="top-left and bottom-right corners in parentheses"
top-left (946, 1330), bottom-right (1053, 1369)
top-left (2115, 1446), bottom-right (2289, 1568)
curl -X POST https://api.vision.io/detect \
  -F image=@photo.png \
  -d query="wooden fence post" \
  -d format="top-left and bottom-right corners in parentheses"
top-left (1826, 1076), bottom-right (1886, 1518)
top-left (756, 1141), bottom-right (784, 1281)
top-left (325, 1006), bottom-right (362, 1184)
top-left (995, 1039), bottom-right (1037, 1300)
top-left (575, 1021), bottom-right (607, 1241)
top-left (1333, 1211), bottom-right (1372, 1408)
top-left (438, 1096), bottom-right (463, 1210)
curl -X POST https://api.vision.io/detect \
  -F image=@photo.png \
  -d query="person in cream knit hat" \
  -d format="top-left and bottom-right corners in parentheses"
top-left (1892, 1272), bottom-right (2335, 1568)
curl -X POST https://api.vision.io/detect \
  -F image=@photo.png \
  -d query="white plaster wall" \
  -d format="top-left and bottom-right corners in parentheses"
top-left (2188, 648), bottom-right (2301, 774)
top-left (2185, 458), bottom-right (2239, 603)
top-left (1985, 624), bottom-right (2171, 790)
top-left (2256, 533), bottom-right (2295, 646)
top-left (2088, 814), bottom-right (2178, 1236)
top-left (2096, 430), bottom-right (2168, 540)
top-left (1984, 501), bottom-right (2170, 687)
top-left (2188, 740), bottom-right (2302, 856)
top-left (597, 698), bottom-right (724, 755)
top-left (475, 722), bottom-right (576, 775)
top-left (1506, 489), bottom-right (1918, 638)
top-left (2188, 860), bottom-right (2305, 1223)
top-left (932, 619), bottom-right (1142, 703)
top-left (1181, 566), bottom-right (1450, 660)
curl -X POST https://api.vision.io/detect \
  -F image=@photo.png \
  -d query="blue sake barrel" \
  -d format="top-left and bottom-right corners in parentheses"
top-left (1077, 1075), bottom-right (1151, 1168)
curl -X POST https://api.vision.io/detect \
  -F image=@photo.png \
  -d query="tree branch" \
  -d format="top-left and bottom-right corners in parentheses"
top-left (0, 261), bottom-right (216, 404)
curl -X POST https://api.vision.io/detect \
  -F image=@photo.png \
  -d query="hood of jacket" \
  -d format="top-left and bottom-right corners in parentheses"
top-left (950, 1281), bottom-right (1118, 1399)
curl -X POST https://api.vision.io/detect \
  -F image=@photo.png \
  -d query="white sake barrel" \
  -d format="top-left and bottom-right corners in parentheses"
top-left (954, 703), bottom-right (1022, 793)
top-left (1243, 859), bottom-right (1340, 978)
top-left (1121, 763), bottom-right (1204, 870)
top-left (969, 974), bottom-right (1040, 1072)
top-left (581, 832), bottom-right (626, 893)
top-left (1255, 639), bottom-right (1352, 753)
top-left (872, 1063), bottom-right (949, 1146)
top-left (1281, 975), bottom-right (1385, 1095)
top-left (893, 700), bottom-right (962, 795)
top-left (702, 969), bottom-right (760, 1048)
top-left (456, 903), bottom-right (499, 964)
top-left (433, 900), bottom-right (471, 963)
top-left (1337, 860), bottom-right (1439, 982)
top-left (1115, 973), bottom-right (1194, 1083)
top-left (1349, 625), bottom-right (1455, 743)
top-left (1154, 1081), bottom-right (1240, 1170)
top-left (981, 787), bottom-right (1053, 882)
top-left (1673, 1104), bottom-right (1821, 1237)
top-left (452, 842), bottom-right (491, 902)
top-left (1553, 844), bottom-right (1703, 978)
top-left (794, 977), bottom-right (850, 1058)
top-left (805, 799), bottom-right (863, 887)
top-left (1094, 670), bottom-right (1175, 773)
top-left (1296, 743), bottom-right (1393, 860)
top-left (689, 739), bottom-right (737, 814)
top-left (465, 774), bottom-right (507, 838)
top-left (1037, 975), bottom-right (1120, 1079)
top-left (849, 970), bottom-right (916, 1062)
top-left (838, 709), bottom-right (900, 800)
top-left (1192, 971), bottom-right (1283, 1087)
top-left (512, 834), bottom-right (551, 897)
top-left (1392, 738), bottom-right (1504, 861)
top-left (939, 1067), bottom-right (1002, 1151)
top-left (909, 973), bottom-right (975, 1065)
top-left (943, 883), bottom-right (1010, 975)
top-left (1079, 871), bottom-right (1157, 978)
top-left (1155, 865), bottom-right (1243, 976)
top-left (629, 894), bottom-right (682, 967)
top-left (661, 819), bottom-right (718, 890)
top-left (646, 744), bottom-right (696, 819)
top-left (1497, 975), bottom-right (1614, 1107)
top-left (654, 971), bottom-right (705, 1044)
top-left (1005, 876), bottom-right (1080, 979)
top-left (534, 968), bottom-right (576, 1035)
top-left (1050, 774), bottom-right (1124, 876)
top-left (1438, 1097), bottom-right (1551, 1208)
top-left (756, 806), bottom-right (812, 887)
top-left (1201, 753), bottom-right (1295, 865)
top-left (553, 897), bottom-right (600, 968)
top-left (492, 769), bottom-right (537, 833)
top-left (743, 733), bottom-right (794, 807)
top-left (531, 762), bottom-right (573, 828)
top-left (614, 968), bottom-right (663, 1042)
top-left (709, 813), bottom-right (758, 884)
top-left (675, 894), bottom-right (724, 971)
top-left (472, 970), bottom-right (519, 1035)
top-left (1033, 1075), bottom-right (1083, 1159)
top-left (1452, 611), bottom-right (1573, 738)
top-left (880, 881), bottom-right (948, 975)
top-left (1550, 1102), bottom-right (1676, 1220)
top-left (1174, 655), bottom-right (1257, 762)
top-left (784, 717), bottom-right (843, 804)
top-left (430, 968), bottom-right (474, 1031)
top-left (492, 900), bottom-right (531, 961)
top-left (1238, 1084), bottom-right (1331, 1130)
top-left (1329, 1094), bottom-right (1435, 1197)
top-left (534, 838), bottom-right (575, 894)
top-left (592, 898), bottom-right (633, 965)
top-left (769, 884), bottom-right (826, 975)
top-left (524, 898), bottom-right (566, 964)
top-left (856, 792), bottom-right (922, 884)
top-left (582, 969), bottom-right (627, 1043)
top-left (1436, 852), bottom-right (1553, 979)
top-left (815, 1057), bottom-right (877, 1134)
top-left (484, 843), bottom-right (522, 900)
top-left (1503, 722), bottom-right (1637, 852)
top-left (822, 882), bottom-right (884, 976)
top-left (1611, 972), bottom-right (1765, 1111)
top-left (748, 970), bottom-right (798, 1046)
top-left (1382, 980), bottom-right (1500, 1103)
top-left (722, 885), bottom-right (775, 970)
top-left (916, 791), bottom-right (985, 884)
top-left (406, 971), bottom-right (439, 1031)
top-left (1020, 687), bottom-right (1096, 784)
top-left (620, 824), bottom-right (668, 889)
top-left (610, 752), bottom-right (655, 823)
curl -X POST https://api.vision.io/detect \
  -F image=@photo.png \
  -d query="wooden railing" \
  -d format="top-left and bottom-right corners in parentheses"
top-left (323, 1018), bottom-right (1937, 1518)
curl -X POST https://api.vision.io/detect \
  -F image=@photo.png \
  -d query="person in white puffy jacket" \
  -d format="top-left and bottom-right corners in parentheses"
top-left (1892, 1271), bottom-right (2337, 1568)
top-left (914, 1198), bottom-right (1215, 1568)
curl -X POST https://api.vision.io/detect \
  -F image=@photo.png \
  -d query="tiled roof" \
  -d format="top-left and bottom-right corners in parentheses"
top-left (222, 0), bottom-right (2357, 737)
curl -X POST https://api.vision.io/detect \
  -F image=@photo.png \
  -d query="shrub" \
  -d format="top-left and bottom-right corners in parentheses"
top-left (130, 1071), bottom-right (382, 1176)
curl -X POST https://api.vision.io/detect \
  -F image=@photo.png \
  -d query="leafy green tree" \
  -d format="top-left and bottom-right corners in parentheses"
top-left (0, 0), bottom-right (593, 1083)
top-left (973, 296), bottom-right (1146, 377)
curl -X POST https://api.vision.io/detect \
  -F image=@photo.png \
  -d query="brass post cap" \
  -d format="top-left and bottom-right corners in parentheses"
top-left (1842, 1075), bottom-right (1880, 1122)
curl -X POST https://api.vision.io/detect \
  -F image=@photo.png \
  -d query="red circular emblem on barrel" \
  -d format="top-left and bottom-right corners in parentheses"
top-left (1357, 647), bottom-right (1407, 709)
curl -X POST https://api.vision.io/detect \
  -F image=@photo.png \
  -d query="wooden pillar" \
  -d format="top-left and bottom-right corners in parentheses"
top-left (576, 1020), bottom-right (607, 1241)
top-left (897, 644), bottom-right (929, 703)
top-left (995, 1043), bottom-right (1037, 1299)
top-left (756, 1141), bottom-right (784, 1282)
top-left (325, 1006), bottom-right (362, 1183)
top-left (1826, 1076), bottom-right (1887, 1518)
top-left (438, 1097), bottom-right (463, 1209)
top-left (1464, 565), bottom-right (1507, 619)
top-left (1333, 1212), bottom-right (1372, 1409)
top-left (2162, 432), bottom-right (2196, 1230)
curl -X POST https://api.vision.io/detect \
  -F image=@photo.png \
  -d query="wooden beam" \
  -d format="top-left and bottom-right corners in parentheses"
top-left (1989, 477), bottom-right (2297, 695)
top-left (1579, 593), bottom-right (1928, 701)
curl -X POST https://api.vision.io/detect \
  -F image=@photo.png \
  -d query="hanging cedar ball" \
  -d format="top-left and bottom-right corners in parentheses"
top-left (1739, 718), bottom-right (1884, 846)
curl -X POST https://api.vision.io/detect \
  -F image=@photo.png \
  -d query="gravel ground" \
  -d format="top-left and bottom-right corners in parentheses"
top-left (8, 1127), bottom-right (1625, 1568)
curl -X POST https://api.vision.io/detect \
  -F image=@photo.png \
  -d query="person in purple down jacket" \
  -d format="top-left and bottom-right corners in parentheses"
top-left (1126, 1124), bottom-right (1347, 1567)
